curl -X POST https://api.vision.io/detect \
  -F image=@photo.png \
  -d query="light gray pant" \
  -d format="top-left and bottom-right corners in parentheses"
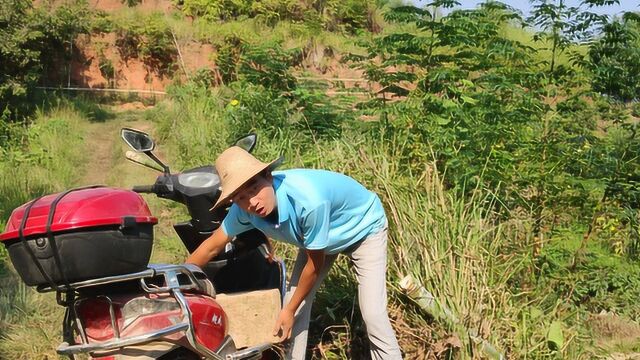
top-left (284, 224), bottom-right (402, 359)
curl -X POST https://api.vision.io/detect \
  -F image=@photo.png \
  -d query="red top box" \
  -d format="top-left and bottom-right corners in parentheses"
top-left (1, 187), bottom-right (158, 242)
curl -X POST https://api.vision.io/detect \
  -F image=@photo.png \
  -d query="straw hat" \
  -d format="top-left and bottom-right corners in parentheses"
top-left (210, 146), bottom-right (282, 211)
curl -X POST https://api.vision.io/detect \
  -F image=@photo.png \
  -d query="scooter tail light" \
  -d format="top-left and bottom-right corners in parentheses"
top-left (76, 298), bottom-right (123, 341)
top-left (120, 297), bottom-right (180, 328)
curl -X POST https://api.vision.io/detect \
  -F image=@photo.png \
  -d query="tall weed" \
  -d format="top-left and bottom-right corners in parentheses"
top-left (152, 84), bottom-right (231, 169)
top-left (294, 138), bottom-right (521, 358)
top-left (0, 105), bottom-right (86, 229)
top-left (0, 103), bottom-right (87, 359)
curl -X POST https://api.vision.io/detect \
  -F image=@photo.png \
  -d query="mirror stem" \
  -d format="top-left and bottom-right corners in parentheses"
top-left (145, 151), bottom-right (170, 174)
top-left (125, 151), bottom-right (164, 172)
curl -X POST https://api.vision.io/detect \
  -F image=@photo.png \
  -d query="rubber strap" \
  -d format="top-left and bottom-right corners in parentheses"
top-left (17, 196), bottom-right (57, 288)
top-left (46, 185), bottom-right (105, 291)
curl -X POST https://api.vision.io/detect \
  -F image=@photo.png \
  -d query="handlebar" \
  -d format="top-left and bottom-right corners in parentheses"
top-left (132, 185), bottom-right (155, 193)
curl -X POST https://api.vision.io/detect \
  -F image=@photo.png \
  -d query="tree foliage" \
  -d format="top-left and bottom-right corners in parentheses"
top-left (588, 16), bottom-right (640, 102)
top-left (175, 0), bottom-right (375, 32)
top-left (350, 1), bottom-right (640, 255)
top-left (0, 0), bottom-right (91, 123)
top-left (527, 0), bottom-right (618, 75)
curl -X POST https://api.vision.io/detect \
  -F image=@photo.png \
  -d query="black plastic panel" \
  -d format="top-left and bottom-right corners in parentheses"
top-left (6, 224), bottom-right (153, 286)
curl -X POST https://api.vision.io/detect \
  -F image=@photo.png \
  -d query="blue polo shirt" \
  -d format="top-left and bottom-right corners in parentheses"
top-left (221, 169), bottom-right (386, 254)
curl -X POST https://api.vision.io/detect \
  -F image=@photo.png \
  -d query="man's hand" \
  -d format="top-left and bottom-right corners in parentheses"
top-left (185, 227), bottom-right (231, 268)
top-left (272, 250), bottom-right (325, 342)
top-left (273, 307), bottom-right (295, 342)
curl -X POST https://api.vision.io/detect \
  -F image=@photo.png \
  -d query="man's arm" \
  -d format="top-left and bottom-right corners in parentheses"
top-left (185, 227), bottom-right (232, 268)
top-left (273, 249), bottom-right (325, 341)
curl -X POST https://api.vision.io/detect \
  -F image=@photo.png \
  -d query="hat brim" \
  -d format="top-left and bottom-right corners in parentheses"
top-left (209, 156), bottom-right (283, 212)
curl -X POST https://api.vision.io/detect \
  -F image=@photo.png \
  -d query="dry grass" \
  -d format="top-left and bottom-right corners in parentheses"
top-left (589, 312), bottom-right (640, 354)
top-left (0, 265), bottom-right (64, 359)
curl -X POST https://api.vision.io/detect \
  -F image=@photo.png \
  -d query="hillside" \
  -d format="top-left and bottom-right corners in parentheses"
top-left (39, 0), bottom-right (371, 97)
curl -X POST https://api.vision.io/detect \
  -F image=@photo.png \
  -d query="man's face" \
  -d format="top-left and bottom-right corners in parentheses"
top-left (231, 174), bottom-right (276, 218)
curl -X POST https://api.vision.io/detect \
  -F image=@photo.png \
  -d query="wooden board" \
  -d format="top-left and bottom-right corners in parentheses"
top-left (215, 288), bottom-right (282, 349)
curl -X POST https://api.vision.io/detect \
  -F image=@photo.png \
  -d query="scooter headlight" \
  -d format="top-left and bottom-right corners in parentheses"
top-left (178, 172), bottom-right (218, 188)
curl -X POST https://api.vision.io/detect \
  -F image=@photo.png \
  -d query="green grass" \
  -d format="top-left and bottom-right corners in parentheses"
top-left (0, 104), bottom-right (88, 231)
top-left (102, 6), bottom-right (369, 75)
top-left (0, 102), bottom-right (90, 359)
top-left (0, 273), bottom-right (68, 359)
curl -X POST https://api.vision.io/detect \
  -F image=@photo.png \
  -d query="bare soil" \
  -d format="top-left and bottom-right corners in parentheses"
top-left (70, 33), bottom-right (180, 91)
top-left (85, 0), bottom-right (173, 13)
top-left (589, 312), bottom-right (640, 359)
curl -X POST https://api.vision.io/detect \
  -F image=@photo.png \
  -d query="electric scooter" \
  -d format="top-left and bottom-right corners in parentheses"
top-left (0, 129), bottom-right (285, 360)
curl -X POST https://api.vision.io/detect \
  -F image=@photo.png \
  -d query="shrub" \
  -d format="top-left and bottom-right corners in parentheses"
top-left (113, 12), bottom-right (177, 72)
top-left (0, 0), bottom-right (91, 121)
top-left (588, 17), bottom-right (640, 102)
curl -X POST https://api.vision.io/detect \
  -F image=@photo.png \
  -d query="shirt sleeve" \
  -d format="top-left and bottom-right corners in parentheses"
top-left (301, 201), bottom-right (331, 250)
top-left (221, 204), bottom-right (254, 237)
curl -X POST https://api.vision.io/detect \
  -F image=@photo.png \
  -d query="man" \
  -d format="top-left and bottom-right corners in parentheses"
top-left (186, 146), bottom-right (402, 360)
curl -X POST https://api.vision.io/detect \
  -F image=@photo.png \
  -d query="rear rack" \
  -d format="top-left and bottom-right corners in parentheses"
top-left (51, 264), bottom-right (270, 360)
top-left (37, 264), bottom-right (211, 294)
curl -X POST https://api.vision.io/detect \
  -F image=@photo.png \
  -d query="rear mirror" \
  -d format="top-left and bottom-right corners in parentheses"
top-left (234, 134), bottom-right (257, 153)
top-left (121, 128), bottom-right (155, 152)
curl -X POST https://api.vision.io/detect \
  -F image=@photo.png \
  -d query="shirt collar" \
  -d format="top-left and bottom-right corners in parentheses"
top-left (273, 174), bottom-right (291, 224)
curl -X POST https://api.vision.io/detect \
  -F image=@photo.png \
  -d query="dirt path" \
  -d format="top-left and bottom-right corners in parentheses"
top-left (80, 112), bottom-right (156, 186)
top-left (80, 119), bottom-right (121, 185)
top-left (78, 109), bottom-right (187, 264)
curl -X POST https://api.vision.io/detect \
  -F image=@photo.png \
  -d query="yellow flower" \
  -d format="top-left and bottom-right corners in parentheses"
top-left (230, 99), bottom-right (239, 106)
